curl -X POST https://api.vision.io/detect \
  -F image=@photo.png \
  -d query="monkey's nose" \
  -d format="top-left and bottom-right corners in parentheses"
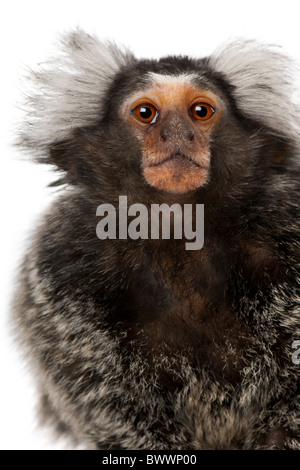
top-left (159, 131), bottom-right (167, 142)
top-left (160, 128), bottom-right (195, 142)
top-left (187, 130), bottom-right (195, 141)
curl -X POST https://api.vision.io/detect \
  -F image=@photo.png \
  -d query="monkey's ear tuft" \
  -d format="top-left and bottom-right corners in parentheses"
top-left (208, 39), bottom-right (300, 143)
top-left (16, 29), bottom-right (135, 161)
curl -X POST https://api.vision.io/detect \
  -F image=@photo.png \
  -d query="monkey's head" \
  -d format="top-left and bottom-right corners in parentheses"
top-left (18, 31), bottom-right (300, 200)
top-left (117, 73), bottom-right (224, 193)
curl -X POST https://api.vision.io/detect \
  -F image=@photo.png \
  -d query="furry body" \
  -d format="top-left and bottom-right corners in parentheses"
top-left (15, 31), bottom-right (299, 449)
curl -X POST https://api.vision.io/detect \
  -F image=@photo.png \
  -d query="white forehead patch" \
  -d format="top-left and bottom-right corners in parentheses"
top-left (147, 72), bottom-right (199, 87)
top-left (120, 72), bottom-right (201, 115)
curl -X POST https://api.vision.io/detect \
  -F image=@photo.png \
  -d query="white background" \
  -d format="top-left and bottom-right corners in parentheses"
top-left (1, 0), bottom-right (300, 450)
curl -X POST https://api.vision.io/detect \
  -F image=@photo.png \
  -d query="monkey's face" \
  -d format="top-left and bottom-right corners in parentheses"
top-left (120, 74), bottom-right (224, 193)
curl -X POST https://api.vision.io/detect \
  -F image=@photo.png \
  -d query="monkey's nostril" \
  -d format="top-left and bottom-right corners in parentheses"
top-left (190, 133), bottom-right (195, 142)
top-left (160, 134), bottom-right (166, 142)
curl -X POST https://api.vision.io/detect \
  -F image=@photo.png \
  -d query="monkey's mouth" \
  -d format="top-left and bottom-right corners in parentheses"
top-left (143, 153), bottom-right (209, 193)
top-left (149, 153), bottom-right (202, 168)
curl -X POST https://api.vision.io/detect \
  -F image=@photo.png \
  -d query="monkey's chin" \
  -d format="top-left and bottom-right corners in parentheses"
top-left (144, 159), bottom-right (209, 193)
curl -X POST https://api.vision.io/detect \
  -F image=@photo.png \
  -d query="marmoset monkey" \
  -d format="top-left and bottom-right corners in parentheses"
top-left (14, 30), bottom-right (299, 449)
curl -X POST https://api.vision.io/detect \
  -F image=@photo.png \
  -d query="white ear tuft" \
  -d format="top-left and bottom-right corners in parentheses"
top-left (18, 29), bottom-right (134, 152)
top-left (208, 39), bottom-right (300, 142)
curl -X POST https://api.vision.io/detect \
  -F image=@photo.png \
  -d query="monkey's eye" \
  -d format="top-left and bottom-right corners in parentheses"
top-left (190, 103), bottom-right (214, 121)
top-left (132, 104), bottom-right (158, 124)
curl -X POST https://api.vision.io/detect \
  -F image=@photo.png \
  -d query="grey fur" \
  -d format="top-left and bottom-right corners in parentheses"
top-left (14, 240), bottom-right (300, 449)
top-left (209, 39), bottom-right (300, 142)
top-left (13, 31), bottom-right (300, 449)
top-left (18, 30), bottom-right (134, 152)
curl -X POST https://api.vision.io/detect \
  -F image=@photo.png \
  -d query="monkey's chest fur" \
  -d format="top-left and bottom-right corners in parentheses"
top-left (18, 199), bottom-right (298, 450)
top-left (116, 247), bottom-right (256, 389)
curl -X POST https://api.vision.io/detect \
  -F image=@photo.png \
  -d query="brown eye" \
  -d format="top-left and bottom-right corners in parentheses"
top-left (190, 103), bottom-right (214, 121)
top-left (133, 104), bottom-right (158, 123)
